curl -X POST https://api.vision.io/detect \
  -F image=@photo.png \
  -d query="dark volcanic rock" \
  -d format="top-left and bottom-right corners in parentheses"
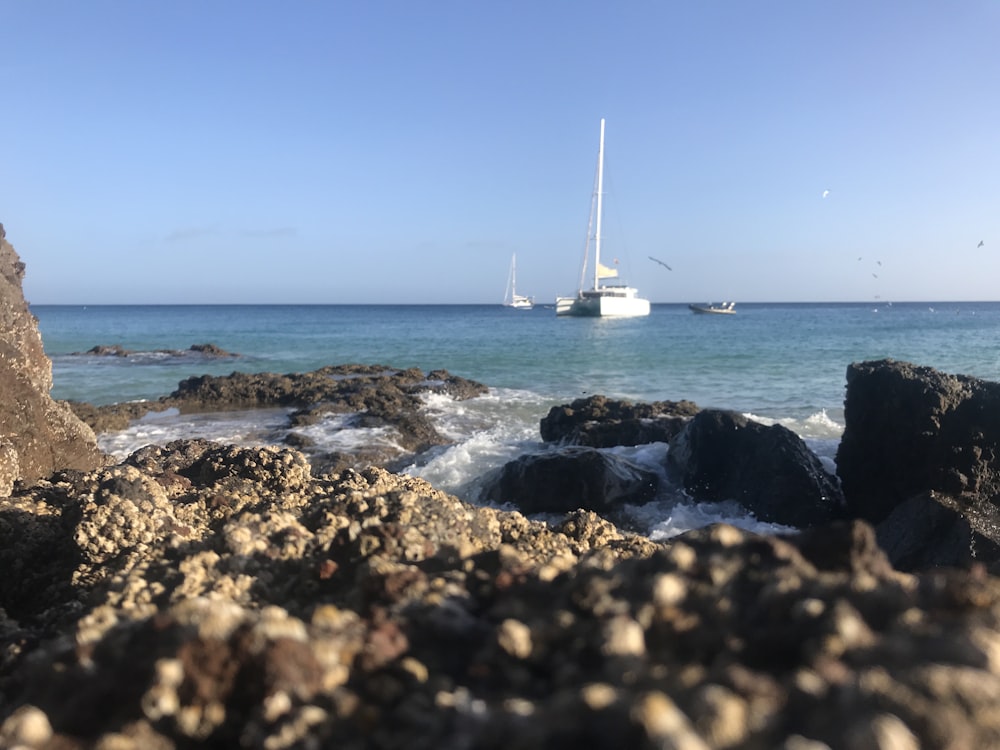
top-left (165, 364), bottom-right (486, 412)
top-left (836, 359), bottom-right (1000, 524)
top-left (70, 364), bottom-right (490, 473)
top-left (541, 394), bottom-right (700, 447)
top-left (0, 224), bottom-right (102, 492)
top-left (667, 409), bottom-right (844, 528)
top-left (875, 490), bottom-right (1000, 571)
top-left (480, 446), bottom-right (659, 515)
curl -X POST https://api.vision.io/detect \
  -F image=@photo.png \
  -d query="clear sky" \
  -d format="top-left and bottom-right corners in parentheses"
top-left (3, 1), bottom-right (999, 304)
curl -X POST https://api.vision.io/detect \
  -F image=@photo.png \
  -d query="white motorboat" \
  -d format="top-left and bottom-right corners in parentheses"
top-left (689, 302), bottom-right (736, 315)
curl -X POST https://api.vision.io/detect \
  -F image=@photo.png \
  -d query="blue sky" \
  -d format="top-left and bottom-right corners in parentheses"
top-left (4, 1), bottom-right (999, 304)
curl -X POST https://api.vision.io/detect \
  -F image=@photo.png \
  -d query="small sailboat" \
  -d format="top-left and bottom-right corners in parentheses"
top-left (556, 119), bottom-right (650, 318)
top-left (503, 253), bottom-right (534, 309)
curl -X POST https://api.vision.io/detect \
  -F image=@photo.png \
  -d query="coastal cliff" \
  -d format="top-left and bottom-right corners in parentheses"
top-left (0, 224), bottom-right (101, 493)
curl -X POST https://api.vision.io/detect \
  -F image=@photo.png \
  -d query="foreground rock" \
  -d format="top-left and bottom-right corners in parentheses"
top-left (0, 224), bottom-right (102, 493)
top-left (3, 442), bottom-right (1000, 748)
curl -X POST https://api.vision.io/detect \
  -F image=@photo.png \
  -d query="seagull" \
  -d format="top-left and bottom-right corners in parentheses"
top-left (822, 190), bottom-right (830, 198)
top-left (978, 240), bottom-right (985, 248)
top-left (649, 256), bottom-right (672, 271)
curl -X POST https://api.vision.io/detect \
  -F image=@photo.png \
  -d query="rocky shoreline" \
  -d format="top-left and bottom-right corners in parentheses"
top-left (5, 224), bottom-right (1000, 748)
top-left (67, 364), bottom-right (489, 476)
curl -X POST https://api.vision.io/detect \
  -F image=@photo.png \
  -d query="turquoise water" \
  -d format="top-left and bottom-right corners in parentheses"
top-left (33, 302), bottom-right (1000, 422)
top-left (30, 301), bottom-right (1000, 537)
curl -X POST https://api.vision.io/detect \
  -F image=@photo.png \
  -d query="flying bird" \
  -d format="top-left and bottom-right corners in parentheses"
top-left (979, 240), bottom-right (985, 248)
top-left (822, 190), bottom-right (830, 198)
top-left (649, 256), bottom-right (672, 271)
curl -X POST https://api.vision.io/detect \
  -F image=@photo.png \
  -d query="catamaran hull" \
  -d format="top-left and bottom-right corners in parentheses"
top-left (556, 294), bottom-right (650, 317)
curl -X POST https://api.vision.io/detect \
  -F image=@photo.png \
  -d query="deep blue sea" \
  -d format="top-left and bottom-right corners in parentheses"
top-left (31, 302), bottom-right (1000, 538)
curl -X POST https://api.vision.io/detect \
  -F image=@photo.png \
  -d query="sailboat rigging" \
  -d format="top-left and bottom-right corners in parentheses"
top-left (555, 119), bottom-right (650, 318)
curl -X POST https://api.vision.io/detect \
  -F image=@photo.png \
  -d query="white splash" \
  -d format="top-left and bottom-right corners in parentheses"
top-left (98, 408), bottom-right (291, 458)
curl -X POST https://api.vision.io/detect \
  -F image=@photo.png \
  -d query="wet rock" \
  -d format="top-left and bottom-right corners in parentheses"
top-left (836, 359), bottom-right (1000, 524)
top-left (166, 364), bottom-right (486, 413)
top-left (188, 343), bottom-right (238, 357)
top-left (70, 364), bottom-right (490, 473)
top-left (541, 394), bottom-right (700, 447)
top-left (479, 446), bottom-right (659, 516)
top-left (283, 432), bottom-right (316, 449)
top-left (667, 409), bottom-right (844, 528)
top-left (74, 343), bottom-right (239, 358)
top-left (874, 490), bottom-right (1000, 571)
top-left (67, 400), bottom-right (170, 434)
top-left (83, 344), bottom-right (133, 357)
top-left (0, 224), bottom-right (102, 489)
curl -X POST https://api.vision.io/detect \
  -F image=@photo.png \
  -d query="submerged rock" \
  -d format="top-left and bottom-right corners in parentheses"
top-left (73, 342), bottom-right (239, 358)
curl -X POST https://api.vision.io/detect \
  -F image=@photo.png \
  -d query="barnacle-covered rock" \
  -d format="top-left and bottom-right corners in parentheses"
top-left (5, 440), bottom-right (1000, 748)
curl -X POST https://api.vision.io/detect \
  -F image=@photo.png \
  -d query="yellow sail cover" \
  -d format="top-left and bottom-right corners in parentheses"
top-left (597, 262), bottom-right (619, 279)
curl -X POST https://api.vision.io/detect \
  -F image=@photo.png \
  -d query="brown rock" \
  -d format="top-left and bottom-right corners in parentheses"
top-left (0, 224), bottom-right (102, 489)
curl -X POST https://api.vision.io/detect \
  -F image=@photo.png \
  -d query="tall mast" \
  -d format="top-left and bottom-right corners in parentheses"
top-left (593, 118), bottom-right (605, 290)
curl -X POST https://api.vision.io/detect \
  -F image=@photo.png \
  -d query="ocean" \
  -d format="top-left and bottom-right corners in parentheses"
top-left (31, 301), bottom-right (1000, 539)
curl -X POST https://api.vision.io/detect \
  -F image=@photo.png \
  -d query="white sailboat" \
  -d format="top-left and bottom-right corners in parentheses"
top-left (503, 253), bottom-right (534, 309)
top-left (556, 119), bottom-right (650, 318)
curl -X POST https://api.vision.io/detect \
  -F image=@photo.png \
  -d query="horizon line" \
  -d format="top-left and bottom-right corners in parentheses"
top-left (27, 300), bottom-right (1000, 307)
